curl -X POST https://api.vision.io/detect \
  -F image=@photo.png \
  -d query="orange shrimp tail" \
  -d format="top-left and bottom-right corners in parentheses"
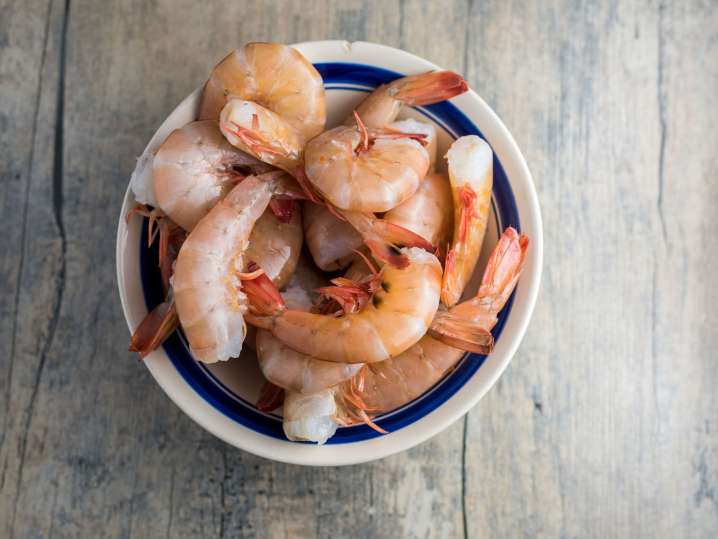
top-left (268, 198), bottom-right (295, 223)
top-left (256, 382), bottom-right (285, 412)
top-left (478, 227), bottom-right (529, 300)
top-left (240, 262), bottom-right (287, 316)
top-left (373, 220), bottom-right (434, 253)
top-left (428, 310), bottom-right (495, 355)
top-left (129, 300), bottom-right (179, 358)
top-left (393, 71), bottom-right (469, 106)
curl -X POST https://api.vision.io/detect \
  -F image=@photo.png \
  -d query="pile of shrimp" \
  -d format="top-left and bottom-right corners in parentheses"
top-left (128, 42), bottom-right (529, 444)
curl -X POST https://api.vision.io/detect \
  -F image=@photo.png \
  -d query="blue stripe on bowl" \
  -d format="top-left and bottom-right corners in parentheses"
top-left (139, 62), bottom-right (521, 443)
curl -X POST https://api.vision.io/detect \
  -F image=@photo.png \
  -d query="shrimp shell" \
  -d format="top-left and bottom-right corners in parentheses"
top-left (441, 135), bottom-right (494, 306)
top-left (247, 248), bottom-right (442, 363)
top-left (173, 174), bottom-right (277, 363)
top-left (199, 43), bottom-right (326, 142)
top-left (384, 172), bottom-right (453, 247)
top-left (304, 125), bottom-right (430, 212)
top-left (152, 120), bottom-right (272, 231)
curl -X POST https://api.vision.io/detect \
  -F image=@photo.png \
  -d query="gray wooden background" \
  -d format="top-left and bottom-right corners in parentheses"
top-left (2, 0), bottom-right (717, 537)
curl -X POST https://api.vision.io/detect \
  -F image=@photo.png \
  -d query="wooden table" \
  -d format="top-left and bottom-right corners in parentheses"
top-left (2, 1), bottom-right (716, 537)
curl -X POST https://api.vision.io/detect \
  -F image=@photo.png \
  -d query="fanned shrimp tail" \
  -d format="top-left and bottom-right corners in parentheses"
top-left (128, 300), bottom-right (179, 358)
top-left (478, 227), bottom-right (529, 302)
top-left (428, 310), bottom-right (494, 355)
top-left (341, 211), bottom-right (434, 269)
top-left (391, 71), bottom-right (469, 106)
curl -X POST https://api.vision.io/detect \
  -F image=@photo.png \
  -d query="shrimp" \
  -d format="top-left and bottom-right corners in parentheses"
top-left (303, 113), bottom-right (430, 212)
top-left (244, 204), bottom-right (302, 289)
top-left (384, 172), bottom-right (453, 248)
top-left (255, 271), bottom-right (363, 396)
top-left (284, 227), bottom-right (528, 443)
top-left (302, 203), bottom-right (362, 271)
top-left (151, 120), bottom-right (273, 231)
top-left (205, 43), bottom-right (325, 170)
top-left (245, 247), bottom-right (442, 363)
top-left (441, 135), bottom-right (494, 307)
top-left (345, 71), bottom-right (468, 128)
top-left (172, 172), bottom-right (282, 363)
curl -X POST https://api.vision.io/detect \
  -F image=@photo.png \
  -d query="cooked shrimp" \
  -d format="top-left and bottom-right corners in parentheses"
top-left (303, 114), bottom-right (430, 212)
top-left (172, 173), bottom-right (281, 363)
top-left (345, 71), bottom-right (468, 128)
top-left (152, 120), bottom-right (273, 231)
top-left (303, 203), bottom-right (362, 271)
top-left (283, 227), bottom-right (528, 442)
top-left (441, 135), bottom-right (494, 307)
top-left (255, 274), bottom-right (362, 395)
top-left (244, 204), bottom-right (302, 289)
top-left (384, 172), bottom-right (453, 247)
top-left (245, 248), bottom-right (442, 363)
top-left (203, 43), bottom-right (325, 170)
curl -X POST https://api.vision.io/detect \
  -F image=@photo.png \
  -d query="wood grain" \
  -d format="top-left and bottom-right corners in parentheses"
top-left (0, 0), bottom-right (716, 537)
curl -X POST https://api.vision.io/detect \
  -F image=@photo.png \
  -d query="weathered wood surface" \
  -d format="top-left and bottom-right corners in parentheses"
top-left (0, 0), bottom-right (716, 537)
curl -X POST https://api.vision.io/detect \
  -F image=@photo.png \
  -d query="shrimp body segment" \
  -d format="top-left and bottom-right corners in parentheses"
top-left (303, 203), bottom-right (362, 271)
top-left (244, 205), bottom-right (303, 290)
top-left (246, 248), bottom-right (443, 363)
top-left (173, 174), bottom-right (278, 363)
top-left (441, 135), bottom-right (494, 306)
top-left (304, 124), bottom-right (430, 212)
top-left (199, 42), bottom-right (326, 141)
top-left (152, 120), bottom-right (272, 231)
top-left (384, 172), bottom-right (453, 247)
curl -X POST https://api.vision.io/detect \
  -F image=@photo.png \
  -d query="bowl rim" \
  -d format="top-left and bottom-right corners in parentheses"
top-left (115, 40), bottom-right (543, 466)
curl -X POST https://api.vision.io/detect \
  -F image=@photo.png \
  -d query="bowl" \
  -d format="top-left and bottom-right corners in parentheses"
top-left (116, 40), bottom-right (543, 466)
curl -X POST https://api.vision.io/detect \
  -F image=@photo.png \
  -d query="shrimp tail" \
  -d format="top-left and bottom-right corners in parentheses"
top-left (240, 263), bottom-right (287, 317)
top-left (370, 219), bottom-right (434, 253)
top-left (428, 310), bottom-right (495, 355)
top-left (256, 382), bottom-right (285, 412)
top-left (391, 71), bottom-right (469, 106)
top-left (341, 211), bottom-right (434, 269)
top-left (478, 227), bottom-right (529, 302)
top-left (128, 299), bottom-right (179, 358)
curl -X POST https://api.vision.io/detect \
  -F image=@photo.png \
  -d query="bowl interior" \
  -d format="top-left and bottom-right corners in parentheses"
top-left (133, 62), bottom-right (519, 444)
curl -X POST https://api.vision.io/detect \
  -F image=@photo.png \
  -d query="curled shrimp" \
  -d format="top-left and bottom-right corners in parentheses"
top-left (283, 227), bottom-right (528, 442)
top-left (255, 270), bottom-right (363, 396)
top-left (152, 120), bottom-right (273, 231)
top-left (206, 43), bottom-right (325, 170)
top-left (384, 172), bottom-right (453, 248)
top-left (441, 135), bottom-right (494, 306)
top-left (172, 172), bottom-right (283, 363)
top-left (245, 247), bottom-right (442, 364)
top-left (346, 71), bottom-right (468, 128)
top-left (303, 113), bottom-right (430, 212)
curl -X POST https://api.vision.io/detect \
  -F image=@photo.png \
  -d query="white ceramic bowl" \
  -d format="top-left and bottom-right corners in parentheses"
top-left (116, 40), bottom-right (543, 466)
